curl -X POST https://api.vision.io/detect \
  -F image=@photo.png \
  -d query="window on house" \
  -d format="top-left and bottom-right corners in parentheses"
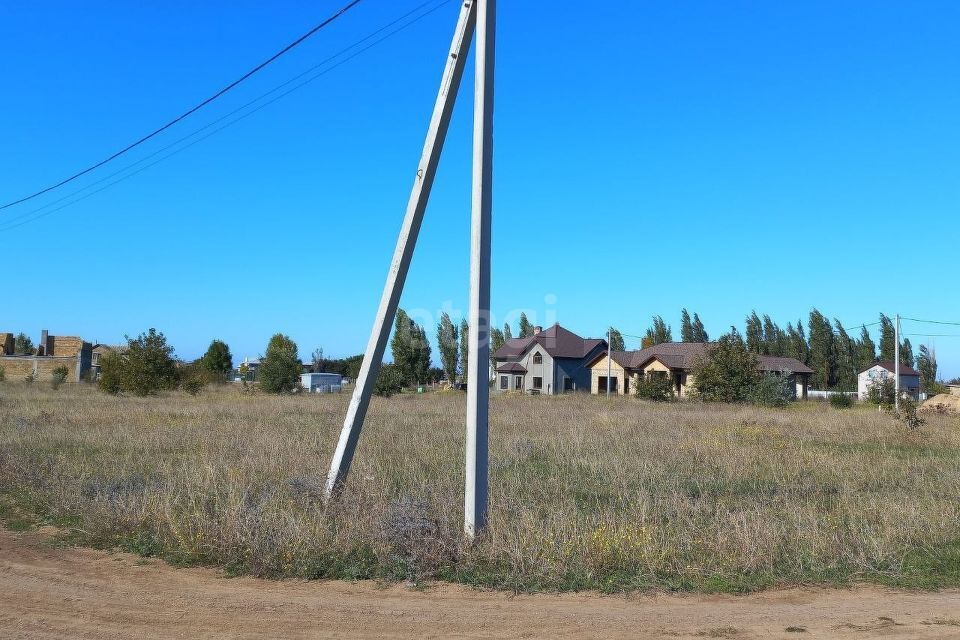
top-left (500, 376), bottom-right (508, 390)
top-left (533, 353), bottom-right (543, 365)
top-left (514, 376), bottom-right (523, 390)
top-left (532, 376), bottom-right (543, 390)
top-left (563, 377), bottom-right (573, 392)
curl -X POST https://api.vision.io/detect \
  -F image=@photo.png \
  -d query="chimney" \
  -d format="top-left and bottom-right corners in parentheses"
top-left (533, 326), bottom-right (542, 335)
top-left (39, 329), bottom-right (48, 356)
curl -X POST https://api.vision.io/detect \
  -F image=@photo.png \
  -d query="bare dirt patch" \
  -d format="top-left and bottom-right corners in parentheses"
top-left (2, 528), bottom-right (959, 640)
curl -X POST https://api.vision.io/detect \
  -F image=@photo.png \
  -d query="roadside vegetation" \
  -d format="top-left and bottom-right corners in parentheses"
top-left (1, 383), bottom-right (958, 593)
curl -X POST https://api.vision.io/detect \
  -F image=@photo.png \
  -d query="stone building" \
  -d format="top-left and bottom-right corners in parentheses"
top-left (0, 329), bottom-right (93, 382)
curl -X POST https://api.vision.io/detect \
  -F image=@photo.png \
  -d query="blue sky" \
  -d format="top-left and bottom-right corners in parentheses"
top-left (2, 1), bottom-right (959, 378)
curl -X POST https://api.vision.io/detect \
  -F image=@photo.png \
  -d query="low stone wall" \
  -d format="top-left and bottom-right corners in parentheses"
top-left (0, 356), bottom-right (83, 382)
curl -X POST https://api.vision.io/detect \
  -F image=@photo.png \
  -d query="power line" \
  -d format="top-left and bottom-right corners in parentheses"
top-left (902, 317), bottom-right (960, 327)
top-left (903, 333), bottom-right (960, 338)
top-left (0, 0), bottom-right (364, 211)
top-left (0, 0), bottom-right (454, 232)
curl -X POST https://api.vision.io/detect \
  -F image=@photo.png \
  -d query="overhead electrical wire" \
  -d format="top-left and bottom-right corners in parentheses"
top-left (0, 0), bottom-right (455, 232)
top-left (0, 0), bottom-right (364, 211)
top-left (902, 317), bottom-right (960, 327)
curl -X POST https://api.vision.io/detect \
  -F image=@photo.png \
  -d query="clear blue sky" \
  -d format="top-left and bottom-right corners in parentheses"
top-left (2, 1), bottom-right (959, 378)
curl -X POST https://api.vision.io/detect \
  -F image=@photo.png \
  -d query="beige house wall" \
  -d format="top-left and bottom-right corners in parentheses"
top-left (641, 358), bottom-right (695, 398)
top-left (589, 355), bottom-right (629, 395)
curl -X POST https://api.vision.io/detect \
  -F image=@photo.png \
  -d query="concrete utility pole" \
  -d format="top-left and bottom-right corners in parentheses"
top-left (895, 313), bottom-right (900, 411)
top-left (465, 0), bottom-right (495, 540)
top-left (325, 1), bottom-right (478, 501)
top-left (606, 329), bottom-right (612, 396)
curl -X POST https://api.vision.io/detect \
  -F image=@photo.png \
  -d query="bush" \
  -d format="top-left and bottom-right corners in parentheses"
top-left (200, 339), bottom-right (233, 383)
top-left (633, 374), bottom-right (674, 402)
top-left (749, 372), bottom-right (793, 408)
top-left (258, 334), bottom-right (302, 394)
top-left (867, 377), bottom-right (896, 409)
top-left (691, 331), bottom-right (760, 403)
top-left (830, 393), bottom-right (854, 409)
top-left (896, 396), bottom-right (925, 430)
top-left (98, 352), bottom-right (125, 395)
top-left (0, 365), bottom-right (5, 382)
top-left (96, 329), bottom-right (179, 396)
top-left (182, 377), bottom-right (204, 396)
top-left (51, 365), bottom-right (69, 390)
top-left (375, 364), bottom-right (404, 397)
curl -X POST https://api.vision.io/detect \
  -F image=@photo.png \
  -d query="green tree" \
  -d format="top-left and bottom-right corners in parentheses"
top-left (409, 322), bottom-right (432, 385)
top-left (807, 309), bottom-right (835, 389)
top-left (13, 332), bottom-right (34, 355)
top-left (518, 313), bottom-right (534, 338)
top-left (258, 333), bottom-right (302, 394)
top-left (390, 309), bottom-right (414, 383)
top-left (680, 309), bottom-right (695, 342)
top-left (97, 351), bottom-right (125, 394)
top-left (857, 326), bottom-right (877, 371)
top-left (690, 312), bottom-right (709, 342)
top-left (785, 320), bottom-right (809, 364)
top-left (200, 339), bottom-right (233, 382)
top-left (503, 322), bottom-right (512, 341)
top-left (120, 328), bottom-right (179, 396)
top-left (634, 373), bottom-right (674, 402)
top-left (833, 320), bottom-right (858, 391)
top-left (900, 338), bottom-right (914, 369)
top-left (436, 313), bottom-right (459, 384)
top-left (642, 315), bottom-right (672, 348)
top-left (763, 315), bottom-right (785, 356)
top-left (608, 327), bottom-right (625, 351)
top-left (459, 318), bottom-right (469, 383)
top-left (745, 311), bottom-right (764, 354)
top-left (879, 314), bottom-right (896, 362)
top-left (489, 327), bottom-right (505, 373)
top-left (691, 330), bottom-right (761, 403)
top-left (916, 344), bottom-right (941, 395)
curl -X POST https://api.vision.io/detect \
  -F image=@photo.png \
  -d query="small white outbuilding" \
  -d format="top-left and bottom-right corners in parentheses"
top-left (300, 372), bottom-right (342, 393)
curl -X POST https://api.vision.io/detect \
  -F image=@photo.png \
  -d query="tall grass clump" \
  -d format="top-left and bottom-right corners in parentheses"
top-left (1, 383), bottom-right (959, 593)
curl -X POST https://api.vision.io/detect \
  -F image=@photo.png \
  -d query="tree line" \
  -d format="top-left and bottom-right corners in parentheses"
top-left (608, 308), bottom-right (948, 394)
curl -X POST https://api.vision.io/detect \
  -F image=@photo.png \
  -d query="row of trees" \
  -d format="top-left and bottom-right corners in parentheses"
top-left (609, 309), bottom-right (947, 393)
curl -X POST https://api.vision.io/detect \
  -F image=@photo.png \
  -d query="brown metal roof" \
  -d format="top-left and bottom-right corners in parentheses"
top-left (593, 342), bottom-right (814, 375)
top-left (756, 355), bottom-right (814, 375)
top-left (860, 361), bottom-right (921, 377)
top-left (496, 362), bottom-right (527, 373)
top-left (493, 324), bottom-right (606, 360)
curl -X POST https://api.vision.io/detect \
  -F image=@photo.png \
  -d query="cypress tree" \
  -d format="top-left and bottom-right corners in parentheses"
top-left (691, 313), bottom-right (709, 342)
top-left (745, 311), bottom-right (764, 354)
top-left (879, 314), bottom-right (896, 362)
top-left (436, 312), bottom-right (459, 384)
top-left (680, 309), bottom-right (695, 342)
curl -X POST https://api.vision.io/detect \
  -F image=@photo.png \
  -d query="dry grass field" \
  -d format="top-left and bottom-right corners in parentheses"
top-left (1, 383), bottom-right (959, 593)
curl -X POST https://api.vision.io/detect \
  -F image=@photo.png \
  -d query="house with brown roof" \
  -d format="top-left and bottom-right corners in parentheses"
top-left (492, 324), bottom-right (607, 394)
top-left (587, 342), bottom-right (813, 399)
top-left (857, 362), bottom-right (921, 400)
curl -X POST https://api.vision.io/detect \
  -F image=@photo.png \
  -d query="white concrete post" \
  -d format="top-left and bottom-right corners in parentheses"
top-left (325, 1), bottom-right (478, 500)
top-left (606, 329), bottom-right (612, 395)
top-left (465, 0), bottom-right (495, 540)
top-left (894, 313), bottom-right (900, 410)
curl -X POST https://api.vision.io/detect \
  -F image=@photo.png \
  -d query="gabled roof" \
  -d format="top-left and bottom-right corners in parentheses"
top-left (496, 362), bottom-right (527, 373)
top-left (494, 324), bottom-right (605, 360)
top-left (860, 361), bottom-right (921, 377)
top-left (590, 342), bottom-right (814, 375)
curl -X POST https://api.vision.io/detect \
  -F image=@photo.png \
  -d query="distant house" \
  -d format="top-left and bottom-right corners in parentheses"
top-left (235, 357), bottom-right (261, 382)
top-left (587, 342), bottom-right (813, 399)
top-left (300, 372), bottom-right (342, 393)
top-left (493, 324), bottom-right (607, 394)
top-left (858, 362), bottom-right (921, 400)
top-left (0, 329), bottom-right (93, 382)
top-left (91, 344), bottom-right (124, 380)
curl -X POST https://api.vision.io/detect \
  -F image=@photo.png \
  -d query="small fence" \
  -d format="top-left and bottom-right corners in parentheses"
top-left (807, 389), bottom-right (859, 401)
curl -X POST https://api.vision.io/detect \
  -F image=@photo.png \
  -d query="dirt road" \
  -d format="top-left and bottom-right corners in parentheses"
top-left (2, 528), bottom-right (959, 639)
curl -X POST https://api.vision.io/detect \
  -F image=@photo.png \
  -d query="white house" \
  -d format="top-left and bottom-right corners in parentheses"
top-left (858, 361), bottom-right (921, 400)
top-left (300, 372), bottom-right (342, 393)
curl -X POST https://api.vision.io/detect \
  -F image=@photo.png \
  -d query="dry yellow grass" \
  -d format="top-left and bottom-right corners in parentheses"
top-left (1, 383), bottom-right (959, 592)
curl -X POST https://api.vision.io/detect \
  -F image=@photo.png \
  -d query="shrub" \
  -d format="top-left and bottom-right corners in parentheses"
top-left (633, 373), bottom-right (674, 402)
top-left (830, 393), bottom-right (854, 409)
top-left (691, 331), bottom-right (760, 403)
top-left (375, 364), bottom-right (404, 397)
top-left (182, 377), bottom-right (204, 396)
top-left (0, 365), bottom-right (5, 382)
top-left (258, 334), bottom-right (301, 394)
top-left (24, 372), bottom-right (35, 385)
top-left (749, 372), bottom-right (793, 408)
top-left (98, 352), bottom-right (125, 395)
top-left (897, 396), bottom-right (926, 430)
top-left (51, 365), bottom-right (69, 390)
top-left (867, 377), bottom-right (896, 409)
top-left (120, 329), bottom-right (179, 396)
